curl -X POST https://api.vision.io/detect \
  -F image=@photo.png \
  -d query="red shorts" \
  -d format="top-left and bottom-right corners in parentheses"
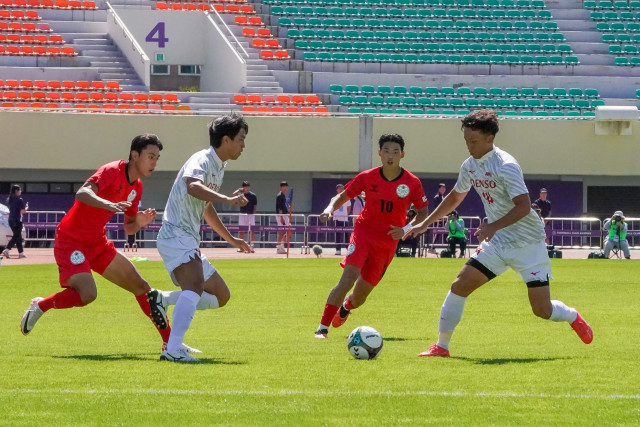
top-left (54, 231), bottom-right (117, 287)
top-left (340, 231), bottom-right (397, 286)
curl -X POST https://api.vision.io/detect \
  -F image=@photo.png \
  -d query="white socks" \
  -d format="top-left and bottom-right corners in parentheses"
top-left (163, 291), bottom-right (219, 310)
top-left (437, 291), bottom-right (467, 350)
top-left (167, 290), bottom-right (200, 353)
top-left (549, 300), bottom-right (578, 323)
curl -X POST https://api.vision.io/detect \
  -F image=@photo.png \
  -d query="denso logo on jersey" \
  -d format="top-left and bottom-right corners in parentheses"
top-left (470, 178), bottom-right (497, 189)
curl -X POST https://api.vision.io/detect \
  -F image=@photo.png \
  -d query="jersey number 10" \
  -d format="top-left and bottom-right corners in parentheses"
top-left (380, 200), bottom-right (394, 212)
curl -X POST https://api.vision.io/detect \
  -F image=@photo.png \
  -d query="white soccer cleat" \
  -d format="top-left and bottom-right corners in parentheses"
top-left (182, 343), bottom-right (202, 354)
top-left (2, 249), bottom-right (10, 258)
top-left (160, 347), bottom-right (200, 363)
top-left (21, 297), bottom-right (44, 335)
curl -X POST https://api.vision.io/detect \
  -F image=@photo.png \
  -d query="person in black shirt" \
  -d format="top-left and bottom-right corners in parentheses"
top-left (275, 181), bottom-right (291, 254)
top-left (234, 181), bottom-right (258, 252)
top-left (3, 185), bottom-right (28, 259)
top-left (533, 188), bottom-right (552, 219)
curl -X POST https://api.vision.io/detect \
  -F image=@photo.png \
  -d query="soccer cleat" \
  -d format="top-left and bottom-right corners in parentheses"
top-left (2, 249), bottom-right (9, 258)
top-left (418, 343), bottom-right (450, 357)
top-left (18, 253), bottom-right (26, 259)
top-left (331, 308), bottom-right (350, 328)
top-left (160, 347), bottom-right (199, 363)
top-left (249, 245), bottom-right (255, 253)
top-left (276, 248), bottom-right (287, 254)
top-left (162, 342), bottom-right (202, 354)
top-left (20, 297), bottom-right (44, 335)
top-left (147, 289), bottom-right (169, 330)
top-left (570, 311), bottom-right (593, 344)
top-left (314, 328), bottom-right (328, 339)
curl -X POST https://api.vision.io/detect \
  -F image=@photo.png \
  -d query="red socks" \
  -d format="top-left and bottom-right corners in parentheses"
top-left (344, 298), bottom-right (355, 311)
top-left (135, 293), bottom-right (171, 344)
top-left (320, 303), bottom-right (339, 327)
top-left (38, 288), bottom-right (84, 313)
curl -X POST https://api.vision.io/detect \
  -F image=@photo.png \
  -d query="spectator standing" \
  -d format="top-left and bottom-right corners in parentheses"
top-left (351, 191), bottom-right (365, 217)
top-left (3, 185), bottom-right (28, 259)
top-left (333, 184), bottom-right (351, 256)
top-left (275, 181), bottom-right (291, 254)
top-left (234, 181), bottom-right (257, 253)
top-left (533, 188), bottom-right (552, 219)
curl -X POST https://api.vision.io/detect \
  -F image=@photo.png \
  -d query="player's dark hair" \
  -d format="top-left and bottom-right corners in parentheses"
top-left (461, 109), bottom-right (500, 136)
top-left (378, 133), bottom-right (405, 151)
top-left (209, 113), bottom-right (249, 148)
top-left (129, 134), bottom-right (163, 160)
top-left (6, 184), bottom-right (21, 203)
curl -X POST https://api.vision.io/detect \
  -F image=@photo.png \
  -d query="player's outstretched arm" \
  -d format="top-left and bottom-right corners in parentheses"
top-left (319, 191), bottom-right (352, 223)
top-left (203, 203), bottom-right (251, 252)
top-left (406, 191), bottom-right (467, 238)
top-left (76, 181), bottom-right (132, 212)
top-left (185, 177), bottom-right (248, 207)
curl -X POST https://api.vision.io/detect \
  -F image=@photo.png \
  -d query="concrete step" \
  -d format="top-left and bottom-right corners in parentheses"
top-left (241, 86), bottom-right (284, 93)
top-left (246, 75), bottom-right (277, 82)
top-left (73, 49), bottom-right (120, 57)
top-left (247, 70), bottom-right (276, 77)
top-left (72, 39), bottom-right (113, 46)
top-left (186, 96), bottom-right (232, 104)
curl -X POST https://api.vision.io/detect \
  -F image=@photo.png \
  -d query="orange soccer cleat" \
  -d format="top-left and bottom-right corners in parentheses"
top-left (331, 308), bottom-right (350, 328)
top-left (570, 311), bottom-right (593, 344)
top-left (418, 343), bottom-right (450, 357)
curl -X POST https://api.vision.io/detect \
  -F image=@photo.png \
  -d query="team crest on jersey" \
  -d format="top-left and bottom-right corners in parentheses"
top-left (127, 189), bottom-right (137, 203)
top-left (347, 243), bottom-right (356, 255)
top-left (396, 184), bottom-right (410, 198)
top-left (70, 250), bottom-right (85, 265)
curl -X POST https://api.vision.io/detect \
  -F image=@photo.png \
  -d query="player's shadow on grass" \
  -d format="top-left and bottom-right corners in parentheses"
top-left (454, 356), bottom-right (568, 365)
top-left (383, 337), bottom-right (410, 342)
top-left (53, 354), bottom-right (246, 365)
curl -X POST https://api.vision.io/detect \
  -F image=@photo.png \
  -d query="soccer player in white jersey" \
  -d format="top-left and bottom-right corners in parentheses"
top-left (407, 109), bottom-right (593, 357)
top-left (157, 113), bottom-right (250, 363)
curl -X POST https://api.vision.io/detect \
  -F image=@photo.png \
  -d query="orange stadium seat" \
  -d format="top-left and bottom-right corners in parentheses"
top-left (247, 17), bottom-right (262, 25)
top-left (15, 102), bottom-right (29, 108)
top-left (30, 102), bottom-right (44, 108)
top-left (251, 38), bottom-right (265, 48)
top-left (105, 81), bottom-right (120, 91)
top-left (18, 46), bottom-right (32, 55)
top-left (11, 11), bottom-right (25, 20)
top-left (45, 102), bottom-right (59, 109)
top-left (61, 80), bottom-right (75, 90)
top-left (240, 5), bottom-right (254, 13)
top-left (5, 46), bottom-right (20, 54)
top-left (34, 34), bottom-right (47, 43)
top-left (169, 3), bottom-right (182, 10)
top-left (134, 93), bottom-right (148, 103)
top-left (196, 3), bottom-right (209, 11)
top-left (155, 2), bottom-right (168, 10)
top-left (117, 103), bottom-right (131, 110)
top-left (8, 22), bottom-right (22, 31)
top-left (54, 0), bottom-right (69, 8)
top-left (257, 28), bottom-right (272, 38)
top-left (89, 92), bottom-right (102, 102)
top-left (247, 94), bottom-right (261, 104)
top-left (74, 92), bottom-right (89, 101)
top-left (60, 91), bottom-right (74, 101)
top-left (148, 93), bottom-right (163, 103)
top-left (276, 95), bottom-right (291, 104)
top-left (285, 106), bottom-right (299, 113)
top-left (82, 1), bottom-right (97, 9)
top-left (45, 46), bottom-right (59, 55)
top-left (87, 104), bottom-right (101, 110)
top-left (60, 46), bottom-right (75, 56)
top-left (102, 103), bottom-right (116, 110)
top-left (163, 93), bottom-right (178, 103)
top-left (306, 95), bottom-right (321, 104)
top-left (275, 50), bottom-right (290, 60)
top-left (33, 80), bottom-right (46, 89)
top-left (241, 28), bottom-right (255, 37)
top-left (1, 102), bottom-right (14, 108)
top-left (45, 91), bottom-right (59, 101)
top-left (19, 80), bottom-right (33, 89)
top-left (260, 50), bottom-right (274, 60)
top-left (233, 94), bottom-right (247, 104)
top-left (4, 80), bottom-right (18, 89)
top-left (32, 91), bottom-right (45, 100)
top-left (161, 104), bottom-right (176, 111)
top-left (241, 106), bottom-right (255, 112)
top-left (315, 106), bottom-right (329, 113)
top-left (76, 80), bottom-right (90, 90)
top-left (256, 106), bottom-right (269, 113)
top-left (2, 91), bottom-right (17, 100)
top-left (40, 0), bottom-right (54, 7)
top-left (183, 3), bottom-right (195, 11)
top-left (25, 11), bottom-right (40, 20)
top-left (234, 16), bottom-right (247, 25)
top-left (14, 0), bottom-right (27, 6)
top-left (291, 95), bottom-right (305, 104)
top-left (212, 4), bottom-right (223, 12)
top-left (266, 39), bottom-right (280, 49)
top-left (0, 80), bottom-right (4, 89)
top-left (262, 95), bottom-right (276, 103)
top-left (22, 35), bottom-right (35, 44)
top-left (225, 4), bottom-right (239, 13)
top-left (271, 106), bottom-right (284, 113)
top-left (17, 91), bottom-right (31, 100)
top-left (69, 0), bottom-right (82, 8)
top-left (104, 92), bottom-right (118, 102)
top-left (26, 0), bottom-right (40, 8)
top-left (119, 92), bottom-right (133, 102)
top-left (90, 81), bottom-right (104, 91)
top-left (177, 105), bottom-right (191, 111)
top-left (47, 80), bottom-right (61, 90)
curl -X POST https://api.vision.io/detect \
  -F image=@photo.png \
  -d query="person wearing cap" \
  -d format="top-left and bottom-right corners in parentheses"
top-left (234, 181), bottom-right (257, 253)
top-left (332, 184), bottom-right (351, 256)
top-left (275, 181), bottom-right (291, 254)
top-left (603, 211), bottom-right (630, 259)
top-left (533, 188), bottom-right (552, 220)
top-left (433, 183), bottom-right (447, 210)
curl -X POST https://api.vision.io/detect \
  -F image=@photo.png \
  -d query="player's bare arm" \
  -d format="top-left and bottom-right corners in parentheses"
top-left (475, 193), bottom-right (530, 242)
top-left (407, 190), bottom-right (467, 238)
top-left (76, 181), bottom-right (132, 212)
top-left (388, 205), bottom-right (429, 240)
top-left (203, 203), bottom-right (251, 253)
top-left (319, 191), bottom-right (352, 223)
top-left (185, 177), bottom-right (248, 207)
top-left (123, 208), bottom-right (157, 235)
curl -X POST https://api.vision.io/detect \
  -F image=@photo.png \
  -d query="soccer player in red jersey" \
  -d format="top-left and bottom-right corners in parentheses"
top-left (20, 134), bottom-right (174, 350)
top-left (314, 134), bottom-right (429, 338)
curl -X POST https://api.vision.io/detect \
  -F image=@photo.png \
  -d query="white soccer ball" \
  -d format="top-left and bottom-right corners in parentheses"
top-left (347, 326), bottom-right (383, 360)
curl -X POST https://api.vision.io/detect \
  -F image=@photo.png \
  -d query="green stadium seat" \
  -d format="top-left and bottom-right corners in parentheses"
top-left (565, 56), bottom-right (580, 65)
top-left (543, 99), bottom-right (558, 109)
top-left (361, 86), bottom-right (375, 95)
top-left (472, 87), bottom-right (488, 97)
top-left (520, 110), bottom-right (535, 116)
top-left (489, 88), bottom-right (504, 97)
top-left (575, 100), bottom-right (590, 109)
top-left (462, 55), bottom-right (477, 63)
top-left (295, 41), bottom-right (309, 49)
top-left (363, 108), bottom-right (378, 114)
top-left (418, 98), bottom-right (432, 107)
top-left (584, 89), bottom-right (599, 98)
top-left (377, 86), bottom-right (392, 95)
top-left (503, 111), bottom-right (518, 116)
top-left (405, 53), bottom-right (419, 62)
top-left (521, 88), bottom-right (535, 97)
top-left (505, 88), bottom-right (519, 97)
top-left (609, 45), bottom-right (623, 55)
top-left (348, 108), bottom-right (362, 113)
top-left (630, 57), bottom-right (640, 66)
top-left (410, 109), bottom-right (425, 115)
top-left (370, 96), bottom-right (385, 106)
top-left (353, 95), bottom-right (369, 104)
top-left (535, 111), bottom-right (550, 117)
top-left (480, 98), bottom-right (495, 108)
top-left (379, 108), bottom-right (394, 114)
top-left (303, 52), bottom-right (318, 61)
top-left (457, 87), bottom-right (472, 96)
top-left (591, 100), bottom-right (605, 108)
top-left (418, 54), bottom-right (433, 62)
top-left (339, 95), bottom-right (354, 104)
top-left (376, 53), bottom-right (390, 62)
top-left (511, 99), bottom-right (526, 108)
top-left (505, 55), bottom-right (521, 64)
top-left (551, 111), bottom-right (565, 117)
top-left (449, 98), bottom-right (465, 108)
top-left (526, 99), bottom-right (542, 108)
top-left (441, 87), bottom-right (455, 96)
top-left (403, 97), bottom-right (417, 106)
top-left (433, 98), bottom-right (448, 107)
top-left (476, 55), bottom-right (491, 63)
top-left (329, 85), bottom-right (343, 94)
top-left (409, 86), bottom-right (424, 95)
top-left (496, 99), bottom-right (511, 108)
top-left (536, 88), bottom-right (551, 97)
top-left (387, 96), bottom-right (401, 106)
top-left (425, 87), bottom-right (440, 96)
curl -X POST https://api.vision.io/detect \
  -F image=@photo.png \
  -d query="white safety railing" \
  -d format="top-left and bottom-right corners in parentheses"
top-left (22, 211), bottom-right (66, 245)
top-left (422, 216), bottom-right (483, 255)
top-left (545, 217), bottom-right (603, 249)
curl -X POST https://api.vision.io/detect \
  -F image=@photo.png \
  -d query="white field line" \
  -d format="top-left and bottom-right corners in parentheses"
top-left (2, 389), bottom-right (639, 400)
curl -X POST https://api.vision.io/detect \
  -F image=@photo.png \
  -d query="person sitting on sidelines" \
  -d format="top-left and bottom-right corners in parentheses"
top-left (446, 210), bottom-right (467, 258)
top-left (603, 211), bottom-right (630, 259)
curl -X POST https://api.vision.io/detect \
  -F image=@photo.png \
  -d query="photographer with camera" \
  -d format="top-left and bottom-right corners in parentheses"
top-left (603, 211), bottom-right (630, 259)
top-left (447, 210), bottom-right (467, 258)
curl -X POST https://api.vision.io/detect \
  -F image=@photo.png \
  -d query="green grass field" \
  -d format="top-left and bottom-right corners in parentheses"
top-left (1, 258), bottom-right (639, 426)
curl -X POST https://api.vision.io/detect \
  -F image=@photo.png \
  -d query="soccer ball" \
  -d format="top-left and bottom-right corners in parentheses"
top-left (312, 245), bottom-right (323, 257)
top-left (347, 326), bottom-right (383, 360)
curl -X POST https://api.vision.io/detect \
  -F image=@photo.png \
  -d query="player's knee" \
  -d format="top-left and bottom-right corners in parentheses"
top-left (79, 288), bottom-right (98, 305)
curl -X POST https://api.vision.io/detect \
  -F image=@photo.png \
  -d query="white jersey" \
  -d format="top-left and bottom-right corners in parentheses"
top-left (159, 146), bottom-right (226, 242)
top-left (453, 146), bottom-right (546, 248)
top-left (334, 203), bottom-right (349, 222)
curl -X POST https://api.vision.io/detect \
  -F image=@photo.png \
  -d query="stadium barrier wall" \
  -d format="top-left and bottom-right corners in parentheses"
top-left (107, 5), bottom-right (151, 87)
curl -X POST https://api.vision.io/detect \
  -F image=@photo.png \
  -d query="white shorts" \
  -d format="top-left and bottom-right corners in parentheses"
top-left (157, 233), bottom-right (216, 287)
top-left (277, 215), bottom-right (290, 226)
top-left (238, 214), bottom-right (255, 226)
top-left (469, 240), bottom-right (552, 284)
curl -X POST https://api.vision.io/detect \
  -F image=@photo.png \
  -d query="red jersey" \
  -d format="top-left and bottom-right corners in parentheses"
top-left (345, 167), bottom-right (428, 242)
top-left (58, 160), bottom-right (142, 242)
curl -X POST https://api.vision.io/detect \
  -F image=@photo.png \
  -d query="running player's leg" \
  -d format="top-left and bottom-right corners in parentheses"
top-left (166, 257), bottom-right (204, 353)
top-left (315, 264), bottom-right (360, 338)
top-left (162, 255), bottom-right (224, 310)
top-left (101, 251), bottom-right (171, 341)
top-left (22, 273), bottom-right (95, 335)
